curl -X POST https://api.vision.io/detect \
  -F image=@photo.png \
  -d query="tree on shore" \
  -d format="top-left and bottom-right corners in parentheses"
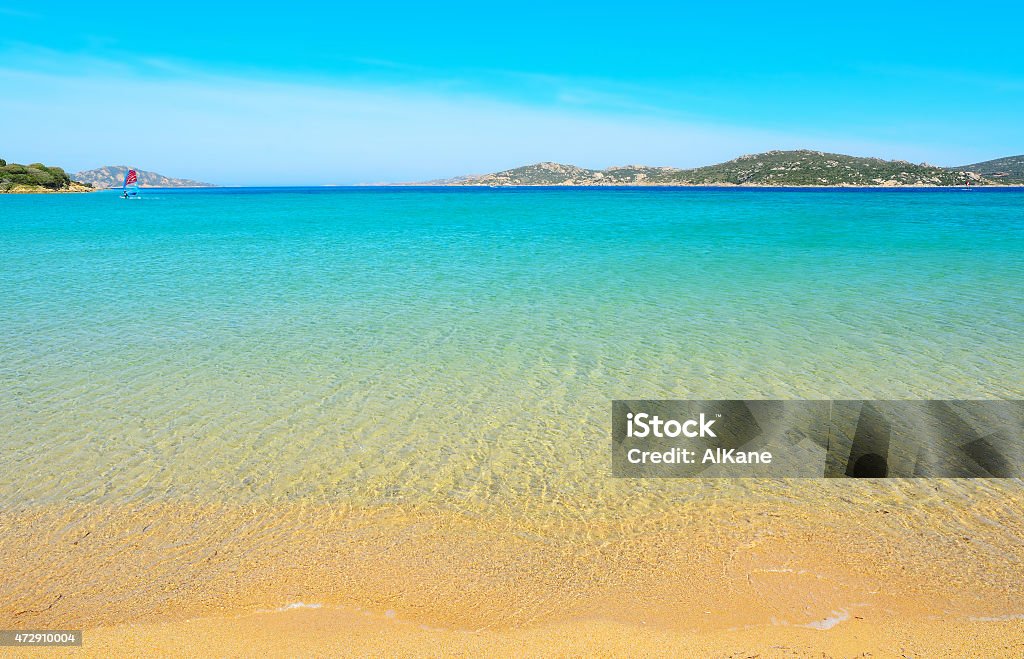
top-left (1, 160), bottom-right (75, 190)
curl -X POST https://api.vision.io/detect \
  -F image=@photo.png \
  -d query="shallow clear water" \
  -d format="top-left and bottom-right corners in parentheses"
top-left (1, 187), bottom-right (1022, 507)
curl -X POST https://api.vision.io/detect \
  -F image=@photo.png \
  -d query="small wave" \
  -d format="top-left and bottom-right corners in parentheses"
top-left (265, 602), bottom-right (323, 613)
top-left (803, 610), bottom-right (849, 630)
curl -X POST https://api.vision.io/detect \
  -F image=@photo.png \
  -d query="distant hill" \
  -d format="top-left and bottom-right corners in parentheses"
top-left (75, 166), bottom-right (214, 189)
top-left (1, 157), bottom-right (92, 193)
top-left (441, 150), bottom-right (1000, 187)
top-left (951, 155), bottom-right (1024, 184)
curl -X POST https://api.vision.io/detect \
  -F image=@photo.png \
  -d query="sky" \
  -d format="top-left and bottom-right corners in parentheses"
top-left (1, 1), bottom-right (1023, 185)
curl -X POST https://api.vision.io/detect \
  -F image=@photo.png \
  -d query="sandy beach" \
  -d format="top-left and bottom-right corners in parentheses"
top-left (3, 480), bottom-right (1023, 656)
top-left (68, 605), bottom-right (1024, 657)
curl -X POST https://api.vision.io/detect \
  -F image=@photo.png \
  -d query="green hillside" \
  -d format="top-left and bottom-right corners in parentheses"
top-left (454, 150), bottom-right (996, 187)
top-left (952, 155), bottom-right (1024, 184)
top-left (668, 150), bottom-right (982, 186)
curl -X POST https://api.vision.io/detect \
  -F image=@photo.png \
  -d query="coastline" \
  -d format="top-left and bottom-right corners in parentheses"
top-left (6, 183), bottom-right (1024, 192)
top-left (395, 182), bottom-right (1024, 189)
top-left (0, 185), bottom-right (215, 194)
top-left (0, 183), bottom-right (95, 194)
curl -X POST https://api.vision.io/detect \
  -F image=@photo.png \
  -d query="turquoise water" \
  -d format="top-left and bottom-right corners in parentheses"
top-left (1, 188), bottom-right (1022, 507)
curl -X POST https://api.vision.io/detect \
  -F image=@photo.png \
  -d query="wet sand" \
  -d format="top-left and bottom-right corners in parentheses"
top-left (2, 481), bottom-right (1023, 656)
top-left (66, 606), bottom-right (1024, 657)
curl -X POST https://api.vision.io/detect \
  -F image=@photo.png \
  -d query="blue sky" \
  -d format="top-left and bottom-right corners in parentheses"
top-left (2, 1), bottom-right (1022, 185)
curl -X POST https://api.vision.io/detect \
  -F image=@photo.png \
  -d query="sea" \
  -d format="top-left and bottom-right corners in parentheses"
top-left (1, 186), bottom-right (1021, 508)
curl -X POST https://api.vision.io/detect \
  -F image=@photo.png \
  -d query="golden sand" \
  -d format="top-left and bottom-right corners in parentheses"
top-left (75, 606), bottom-right (1024, 658)
top-left (2, 481), bottom-right (1023, 656)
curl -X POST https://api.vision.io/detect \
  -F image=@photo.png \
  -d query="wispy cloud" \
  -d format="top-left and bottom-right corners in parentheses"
top-left (0, 50), bottom-right (992, 184)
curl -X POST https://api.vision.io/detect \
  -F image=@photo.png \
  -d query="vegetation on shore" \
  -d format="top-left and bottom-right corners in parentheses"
top-left (0, 157), bottom-right (93, 193)
top-left (442, 150), bottom-right (1013, 187)
top-left (954, 155), bottom-right (1024, 184)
